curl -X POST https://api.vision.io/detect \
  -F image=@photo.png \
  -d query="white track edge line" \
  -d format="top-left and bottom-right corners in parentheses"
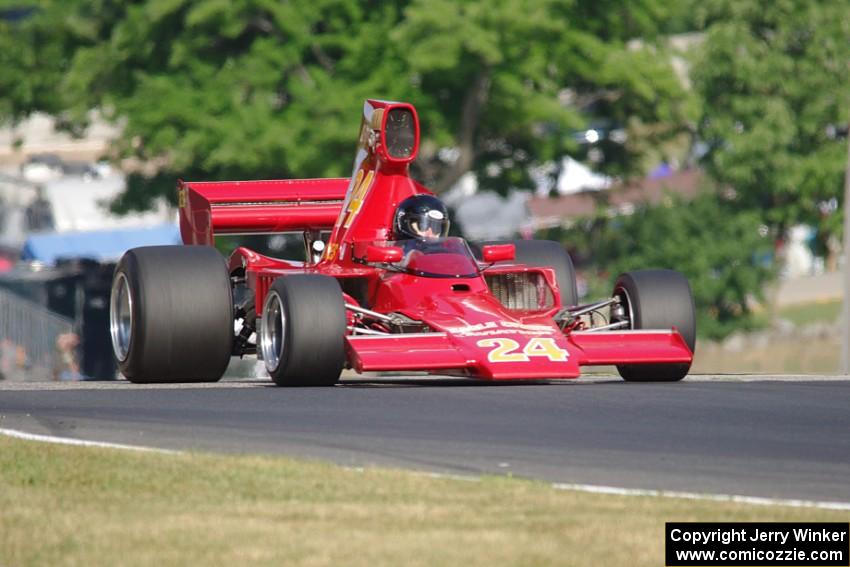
top-left (4, 427), bottom-right (847, 511)
top-left (412, 471), bottom-right (850, 511)
top-left (0, 428), bottom-right (180, 454)
top-left (552, 482), bottom-right (850, 511)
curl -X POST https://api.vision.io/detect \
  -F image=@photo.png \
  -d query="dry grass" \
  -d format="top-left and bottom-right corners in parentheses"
top-left (0, 437), bottom-right (846, 566)
top-left (776, 299), bottom-right (841, 328)
top-left (691, 299), bottom-right (843, 375)
top-left (692, 334), bottom-right (840, 375)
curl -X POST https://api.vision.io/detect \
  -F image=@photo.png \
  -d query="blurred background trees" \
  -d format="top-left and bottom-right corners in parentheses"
top-left (1, 0), bottom-right (692, 205)
top-left (543, 193), bottom-right (775, 339)
top-left (691, 0), bottom-right (850, 266)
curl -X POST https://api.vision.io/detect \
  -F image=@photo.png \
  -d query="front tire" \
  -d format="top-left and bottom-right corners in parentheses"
top-left (614, 269), bottom-right (696, 382)
top-left (259, 274), bottom-right (346, 386)
top-left (110, 246), bottom-right (233, 383)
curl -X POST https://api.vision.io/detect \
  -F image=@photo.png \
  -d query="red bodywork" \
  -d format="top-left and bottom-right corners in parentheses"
top-left (178, 100), bottom-right (692, 380)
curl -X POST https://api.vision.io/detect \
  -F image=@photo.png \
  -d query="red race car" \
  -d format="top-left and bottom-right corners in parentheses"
top-left (109, 99), bottom-right (695, 385)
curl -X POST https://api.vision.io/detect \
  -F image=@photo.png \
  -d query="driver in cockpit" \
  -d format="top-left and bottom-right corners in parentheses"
top-left (391, 194), bottom-right (479, 277)
top-left (393, 194), bottom-right (450, 241)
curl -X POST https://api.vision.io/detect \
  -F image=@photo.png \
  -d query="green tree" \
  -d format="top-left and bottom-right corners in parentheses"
top-left (550, 191), bottom-right (775, 340)
top-left (1, 0), bottom-right (692, 209)
top-left (395, 0), bottom-right (695, 193)
top-left (691, 0), bottom-right (850, 251)
top-left (0, 2), bottom-right (76, 125)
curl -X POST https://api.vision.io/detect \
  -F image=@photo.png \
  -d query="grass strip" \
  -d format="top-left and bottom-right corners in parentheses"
top-left (0, 436), bottom-right (845, 566)
top-left (778, 299), bottom-right (841, 328)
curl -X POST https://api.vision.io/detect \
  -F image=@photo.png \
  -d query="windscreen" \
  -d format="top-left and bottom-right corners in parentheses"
top-left (387, 237), bottom-right (479, 278)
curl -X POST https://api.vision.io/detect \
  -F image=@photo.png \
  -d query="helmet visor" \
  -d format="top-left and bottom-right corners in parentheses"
top-left (409, 211), bottom-right (449, 238)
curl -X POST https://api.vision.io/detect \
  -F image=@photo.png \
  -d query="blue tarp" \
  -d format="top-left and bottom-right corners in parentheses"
top-left (21, 224), bottom-right (182, 264)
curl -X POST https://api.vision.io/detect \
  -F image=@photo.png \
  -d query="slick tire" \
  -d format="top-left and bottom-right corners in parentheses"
top-left (614, 269), bottom-right (696, 382)
top-left (472, 240), bottom-right (579, 307)
top-left (110, 246), bottom-right (233, 383)
top-left (260, 274), bottom-right (346, 387)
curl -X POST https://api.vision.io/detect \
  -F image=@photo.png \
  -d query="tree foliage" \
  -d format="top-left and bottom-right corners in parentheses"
top-left (0, 2), bottom-right (73, 122)
top-left (691, 0), bottom-right (850, 244)
top-left (548, 191), bottom-right (775, 340)
top-left (1, 0), bottom-right (692, 209)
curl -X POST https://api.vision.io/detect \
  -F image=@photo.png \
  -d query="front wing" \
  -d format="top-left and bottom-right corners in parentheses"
top-left (345, 330), bottom-right (692, 380)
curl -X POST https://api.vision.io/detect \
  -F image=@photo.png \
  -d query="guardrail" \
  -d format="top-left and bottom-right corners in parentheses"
top-left (0, 287), bottom-right (74, 380)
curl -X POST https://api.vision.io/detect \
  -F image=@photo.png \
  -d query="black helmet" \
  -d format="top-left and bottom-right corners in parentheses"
top-left (394, 194), bottom-right (450, 239)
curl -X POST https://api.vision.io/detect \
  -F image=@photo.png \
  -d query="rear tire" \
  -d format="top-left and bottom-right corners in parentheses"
top-left (110, 246), bottom-right (233, 383)
top-left (614, 269), bottom-right (696, 382)
top-left (259, 275), bottom-right (346, 386)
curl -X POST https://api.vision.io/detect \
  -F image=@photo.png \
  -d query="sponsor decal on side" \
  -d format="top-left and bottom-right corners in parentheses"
top-left (447, 321), bottom-right (554, 337)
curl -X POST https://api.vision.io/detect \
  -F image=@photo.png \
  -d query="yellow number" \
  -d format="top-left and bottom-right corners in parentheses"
top-left (523, 338), bottom-right (569, 362)
top-left (477, 337), bottom-right (569, 363)
top-left (342, 169), bottom-right (375, 228)
top-left (477, 338), bottom-right (528, 362)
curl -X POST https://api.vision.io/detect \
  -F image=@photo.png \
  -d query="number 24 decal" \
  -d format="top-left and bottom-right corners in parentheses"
top-left (476, 338), bottom-right (569, 363)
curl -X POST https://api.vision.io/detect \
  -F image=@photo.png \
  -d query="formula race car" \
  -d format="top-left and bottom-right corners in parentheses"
top-left (109, 99), bottom-right (695, 385)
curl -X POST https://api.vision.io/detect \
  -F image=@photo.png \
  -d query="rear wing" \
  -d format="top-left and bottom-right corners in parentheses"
top-left (178, 178), bottom-right (348, 245)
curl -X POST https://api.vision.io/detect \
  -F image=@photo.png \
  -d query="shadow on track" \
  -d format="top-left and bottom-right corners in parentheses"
top-left (333, 376), bottom-right (624, 388)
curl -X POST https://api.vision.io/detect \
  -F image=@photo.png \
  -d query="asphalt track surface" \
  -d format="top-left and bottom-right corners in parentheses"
top-left (1, 374), bottom-right (849, 504)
